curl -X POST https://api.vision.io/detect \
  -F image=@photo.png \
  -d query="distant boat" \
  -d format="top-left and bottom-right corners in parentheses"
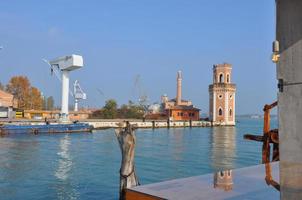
top-left (0, 123), bottom-right (93, 134)
top-left (251, 115), bottom-right (262, 119)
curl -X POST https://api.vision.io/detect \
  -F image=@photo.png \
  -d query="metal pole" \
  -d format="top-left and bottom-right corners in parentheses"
top-left (74, 99), bottom-right (78, 112)
top-left (61, 71), bottom-right (69, 121)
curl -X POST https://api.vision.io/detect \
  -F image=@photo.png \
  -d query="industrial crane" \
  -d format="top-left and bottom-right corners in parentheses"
top-left (42, 55), bottom-right (85, 121)
top-left (73, 80), bottom-right (87, 111)
top-left (133, 74), bottom-right (150, 115)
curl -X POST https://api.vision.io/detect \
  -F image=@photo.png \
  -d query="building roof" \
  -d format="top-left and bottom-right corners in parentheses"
top-left (169, 98), bottom-right (191, 103)
top-left (0, 89), bottom-right (17, 108)
top-left (167, 105), bottom-right (200, 111)
top-left (213, 63), bottom-right (232, 69)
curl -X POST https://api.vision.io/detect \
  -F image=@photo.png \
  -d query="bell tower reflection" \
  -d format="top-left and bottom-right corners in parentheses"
top-left (214, 170), bottom-right (233, 191)
top-left (210, 126), bottom-right (236, 171)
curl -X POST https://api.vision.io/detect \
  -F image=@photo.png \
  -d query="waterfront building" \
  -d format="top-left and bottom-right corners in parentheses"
top-left (209, 63), bottom-right (236, 125)
top-left (0, 89), bottom-right (17, 108)
top-left (23, 109), bottom-right (91, 120)
top-left (0, 89), bottom-right (17, 118)
top-left (162, 71), bottom-right (200, 121)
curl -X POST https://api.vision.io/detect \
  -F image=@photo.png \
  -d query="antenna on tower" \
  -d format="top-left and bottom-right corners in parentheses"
top-left (73, 80), bottom-right (87, 112)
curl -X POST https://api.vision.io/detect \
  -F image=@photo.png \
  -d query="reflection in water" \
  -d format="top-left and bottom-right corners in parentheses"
top-left (55, 135), bottom-right (78, 200)
top-left (1, 118), bottom-right (270, 199)
top-left (171, 128), bottom-right (185, 161)
top-left (0, 138), bottom-right (39, 197)
top-left (214, 170), bottom-right (233, 191)
top-left (211, 126), bottom-right (236, 171)
top-left (55, 135), bottom-right (72, 180)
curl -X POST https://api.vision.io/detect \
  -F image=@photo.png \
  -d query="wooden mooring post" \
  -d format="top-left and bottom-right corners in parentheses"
top-left (115, 122), bottom-right (139, 200)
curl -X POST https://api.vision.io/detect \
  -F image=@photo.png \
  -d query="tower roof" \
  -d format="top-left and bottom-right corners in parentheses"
top-left (177, 70), bottom-right (182, 79)
top-left (213, 63), bottom-right (232, 69)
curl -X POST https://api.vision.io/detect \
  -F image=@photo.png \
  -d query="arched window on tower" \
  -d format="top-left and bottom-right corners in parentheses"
top-left (227, 74), bottom-right (230, 83)
top-left (229, 108), bottom-right (232, 116)
top-left (219, 74), bottom-right (224, 83)
top-left (219, 108), bottom-right (223, 116)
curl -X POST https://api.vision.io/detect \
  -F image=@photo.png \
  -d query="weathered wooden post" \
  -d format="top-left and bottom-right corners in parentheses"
top-left (115, 122), bottom-right (139, 200)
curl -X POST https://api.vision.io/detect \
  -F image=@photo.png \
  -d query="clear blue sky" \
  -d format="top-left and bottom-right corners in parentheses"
top-left (0, 0), bottom-right (276, 114)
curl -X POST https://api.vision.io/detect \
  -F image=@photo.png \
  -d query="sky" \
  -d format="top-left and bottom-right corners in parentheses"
top-left (0, 0), bottom-right (277, 114)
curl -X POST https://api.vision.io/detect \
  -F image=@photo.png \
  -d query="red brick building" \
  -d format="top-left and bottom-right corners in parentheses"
top-left (162, 71), bottom-right (200, 121)
top-left (168, 106), bottom-right (200, 121)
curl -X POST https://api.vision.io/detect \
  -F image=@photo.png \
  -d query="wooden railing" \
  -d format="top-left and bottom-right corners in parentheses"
top-left (244, 101), bottom-right (280, 191)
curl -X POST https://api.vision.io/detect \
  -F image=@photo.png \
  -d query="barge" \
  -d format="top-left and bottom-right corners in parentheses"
top-left (0, 123), bottom-right (93, 134)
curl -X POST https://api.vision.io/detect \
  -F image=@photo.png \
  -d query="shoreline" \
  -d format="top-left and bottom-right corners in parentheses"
top-left (0, 119), bottom-right (234, 130)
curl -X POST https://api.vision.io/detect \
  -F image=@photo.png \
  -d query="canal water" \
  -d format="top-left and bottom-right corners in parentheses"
top-left (0, 118), bottom-right (277, 200)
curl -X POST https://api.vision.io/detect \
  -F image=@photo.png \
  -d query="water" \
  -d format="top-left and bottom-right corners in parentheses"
top-left (0, 118), bottom-right (277, 200)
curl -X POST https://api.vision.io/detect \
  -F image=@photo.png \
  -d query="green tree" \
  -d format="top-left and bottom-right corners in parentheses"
top-left (90, 109), bottom-right (103, 119)
top-left (118, 104), bottom-right (129, 118)
top-left (118, 101), bottom-right (144, 119)
top-left (102, 99), bottom-right (118, 119)
top-left (89, 99), bottom-right (144, 119)
top-left (127, 104), bottom-right (144, 118)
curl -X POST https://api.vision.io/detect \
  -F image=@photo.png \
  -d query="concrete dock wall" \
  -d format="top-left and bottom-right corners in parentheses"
top-left (0, 119), bottom-right (227, 129)
top-left (87, 120), bottom-right (212, 129)
top-left (0, 119), bottom-right (219, 129)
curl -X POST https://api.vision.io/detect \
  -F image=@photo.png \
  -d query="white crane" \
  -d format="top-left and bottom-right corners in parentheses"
top-left (73, 80), bottom-right (86, 111)
top-left (43, 59), bottom-right (74, 97)
top-left (43, 55), bottom-right (84, 122)
top-left (133, 74), bottom-right (150, 114)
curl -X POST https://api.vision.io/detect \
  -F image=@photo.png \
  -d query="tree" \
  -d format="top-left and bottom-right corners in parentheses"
top-left (28, 87), bottom-right (43, 110)
top-left (90, 109), bottom-right (103, 119)
top-left (6, 76), bottom-right (43, 110)
top-left (42, 97), bottom-right (47, 110)
top-left (0, 81), bottom-right (4, 90)
top-left (118, 102), bottom-right (144, 119)
top-left (102, 99), bottom-right (118, 119)
top-left (46, 96), bottom-right (54, 110)
top-left (6, 76), bottom-right (31, 109)
top-left (89, 99), bottom-right (144, 119)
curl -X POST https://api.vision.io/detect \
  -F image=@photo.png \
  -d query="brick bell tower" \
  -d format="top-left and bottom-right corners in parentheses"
top-left (209, 63), bottom-right (236, 125)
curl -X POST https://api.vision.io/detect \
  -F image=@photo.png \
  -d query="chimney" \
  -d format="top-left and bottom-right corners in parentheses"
top-left (176, 71), bottom-right (182, 105)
